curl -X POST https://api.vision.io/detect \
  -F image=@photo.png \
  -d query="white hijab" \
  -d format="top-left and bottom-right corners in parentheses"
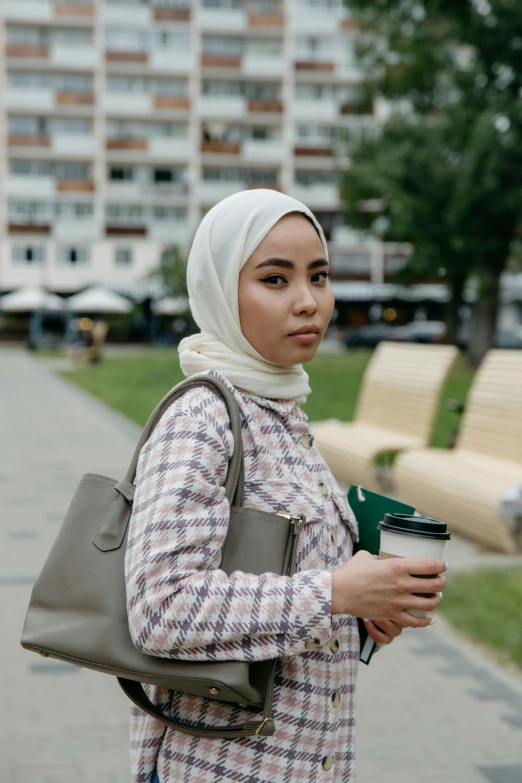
top-left (177, 189), bottom-right (328, 405)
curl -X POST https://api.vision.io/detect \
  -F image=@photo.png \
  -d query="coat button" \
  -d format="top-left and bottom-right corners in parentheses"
top-left (322, 756), bottom-right (334, 771)
top-left (330, 530), bottom-right (337, 545)
top-left (299, 433), bottom-right (314, 449)
top-left (328, 637), bottom-right (340, 654)
top-left (331, 691), bottom-right (341, 708)
top-left (318, 481), bottom-right (328, 497)
top-left (304, 637), bottom-right (322, 650)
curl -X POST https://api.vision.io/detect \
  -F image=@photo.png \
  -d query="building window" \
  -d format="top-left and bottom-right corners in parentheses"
top-left (115, 247), bottom-right (133, 267)
top-left (154, 168), bottom-right (174, 183)
top-left (12, 244), bottom-right (46, 265)
top-left (109, 166), bottom-right (134, 181)
top-left (58, 246), bottom-right (89, 266)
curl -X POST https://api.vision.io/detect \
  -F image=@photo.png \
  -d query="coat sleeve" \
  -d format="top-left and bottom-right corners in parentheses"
top-left (125, 386), bottom-right (333, 663)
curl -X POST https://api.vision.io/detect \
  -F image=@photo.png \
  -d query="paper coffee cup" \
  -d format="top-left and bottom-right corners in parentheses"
top-left (377, 513), bottom-right (451, 618)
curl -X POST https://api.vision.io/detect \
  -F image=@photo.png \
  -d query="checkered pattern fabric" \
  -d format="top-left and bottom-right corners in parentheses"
top-left (125, 369), bottom-right (360, 782)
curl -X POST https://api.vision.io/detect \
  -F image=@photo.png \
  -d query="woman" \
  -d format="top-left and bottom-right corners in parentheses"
top-left (125, 190), bottom-right (447, 783)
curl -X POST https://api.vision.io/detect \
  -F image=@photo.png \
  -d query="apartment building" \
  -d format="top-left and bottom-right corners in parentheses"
top-left (0, 0), bottom-right (379, 296)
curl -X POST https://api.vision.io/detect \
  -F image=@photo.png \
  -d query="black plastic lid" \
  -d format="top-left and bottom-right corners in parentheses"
top-left (378, 513), bottom-right (451, 541)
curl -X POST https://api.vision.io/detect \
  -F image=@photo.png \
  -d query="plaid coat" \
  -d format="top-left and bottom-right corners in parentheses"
top-left (125, 369), bottom-right (361, 783)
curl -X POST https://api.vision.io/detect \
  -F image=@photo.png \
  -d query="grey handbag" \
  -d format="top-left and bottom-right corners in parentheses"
top-left (21, 375), bottom-right (308, 739)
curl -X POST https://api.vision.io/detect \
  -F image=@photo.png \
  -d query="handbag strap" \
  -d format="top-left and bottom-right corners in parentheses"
top-left (121, 374), bottom-right (278, 737)
top-left (118, 664), bottom-right (277, 739)
top-left (124, 374), bottom-right (244, 508)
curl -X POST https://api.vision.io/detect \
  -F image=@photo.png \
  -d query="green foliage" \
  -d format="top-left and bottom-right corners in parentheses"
top-left (342, 0), bottom-right (522, 361)
top-left (439, 567), bottom-right (522, 671)
top-left (151, 245), bottom-right (189, 300)
top-left (60, 348), bottom-right (474, 450)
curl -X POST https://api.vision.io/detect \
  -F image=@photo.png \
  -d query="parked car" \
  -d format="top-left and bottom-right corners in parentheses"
top-left (344, 323), bottom-right (402, 348)
top-left (391, 320), bottom-right (447, 344)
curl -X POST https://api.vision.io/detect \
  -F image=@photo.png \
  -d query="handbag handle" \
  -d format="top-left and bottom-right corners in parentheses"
top-left (124, 374), bottom-right (245, 507)
top-left (118, 668), bottom-right (277, 739)
top-left (121, 375), bottom-right (278, 737)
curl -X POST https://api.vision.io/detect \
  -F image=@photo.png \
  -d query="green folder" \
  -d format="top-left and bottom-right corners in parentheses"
top-left (347, 485), bottom-right (416, 665)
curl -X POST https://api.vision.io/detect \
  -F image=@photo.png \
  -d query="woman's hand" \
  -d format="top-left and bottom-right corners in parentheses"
top-left (363, 618), bottom-right (404, 646)
top-left (331, 549), bottom-right (447, 629)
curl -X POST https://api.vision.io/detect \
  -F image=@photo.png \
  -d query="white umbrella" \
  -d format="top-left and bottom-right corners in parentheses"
top-left (152, 296), bottom-right (189, 316)
top-left (0, 285), bottom-right (65, 313)
top-left (67, 286), bottom-right (132, 314)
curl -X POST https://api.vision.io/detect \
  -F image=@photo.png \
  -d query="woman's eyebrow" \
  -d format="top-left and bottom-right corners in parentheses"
top-left (255, 257), bottom-right (329, 271)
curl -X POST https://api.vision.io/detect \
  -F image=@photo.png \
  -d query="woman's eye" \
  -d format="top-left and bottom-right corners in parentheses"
top-left (313, 272), bottom-right (329, 282)
top-left (261, 271), bottom-right (329, 285)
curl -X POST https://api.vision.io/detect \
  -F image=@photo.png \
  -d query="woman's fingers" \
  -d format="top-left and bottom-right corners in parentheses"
top-left (364, 620), bottom-right (392, 645)
top-left (364, 619), bottom-right (403, 645)
top-left (401, 559), bottom-right (448, 576)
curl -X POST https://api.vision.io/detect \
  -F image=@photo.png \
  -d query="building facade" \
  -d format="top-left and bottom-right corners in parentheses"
top-left (0, 0), bottom-right (385, 296)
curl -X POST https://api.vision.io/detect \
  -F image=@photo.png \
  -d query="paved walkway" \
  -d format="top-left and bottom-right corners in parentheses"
top-left (1, 347), bottom-right (521, 782)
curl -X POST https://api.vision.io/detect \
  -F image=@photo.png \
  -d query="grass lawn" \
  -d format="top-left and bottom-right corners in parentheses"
top-left (60, 347), bottom-right (522, 673)
top-left (438, 567), bottom-right (522, 672)
top-left (61, 347), bottom-right (474, 448)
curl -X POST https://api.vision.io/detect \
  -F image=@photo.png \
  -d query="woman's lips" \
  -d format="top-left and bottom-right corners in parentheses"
top-left (289, 332), bottom-right (319, 344)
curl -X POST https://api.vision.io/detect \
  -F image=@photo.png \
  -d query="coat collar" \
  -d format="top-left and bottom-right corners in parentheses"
top-left (205, 369), bottom-right (307, 422)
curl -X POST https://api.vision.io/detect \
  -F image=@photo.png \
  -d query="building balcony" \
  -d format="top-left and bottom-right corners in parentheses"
top-left (242, 140), bottom-right (283, 164)
top-left (248, 13), bottom-right (284, 27)
top-left (56, 179), bottom-right (94, 192)
top-left (150, 51), bottom-right (193, 74)
top-left (295, 60), bottom-right (335, 73)
top-left (105, 225), bottom-right (148, 237)
top-left (290, 183), bottom-right (338, 210)
top-left (3, 0), bottom-right (95, 22)
top-left (294, 146), bottom-right (332, 157)
top-left (4, 88), bottom-right (55, 111)
top-left (201, 54), bottom-right (242, 69)
top-left (6, 176), bottom-right (55, 199)
top-left (247, 99), bottom-right (283, 114)
top-left (107, 138), bottom-right (148, 151)
top-left (153, 96), bottom-right (190, 111)
top-left (292, 10), bottom-right (340, 35)
top-left (54, 219), bottom-right (97, 241)
top-left (149, 138), bottom-right (192, 159)
top-left (8, 135), bottom-right (50, 148)
top-left (8, 223), bottom-right (52, 235)
top-left (102, 4), bottom-right (151, 26)
top-left (103, 93), bottom-right (150, 115)
top-left (3, 0), bottom-right (53, 22)
top-left (199, 181), bottom-right (245, 203)
top-left (55, 2), bottom-right (94, 18)
top-left (294, 98), bottom-right (339, 122)
top-left (149, 221), bottom-right (190, 244)
top-left (51, 133), bottom-right (96, 156)
top-left (200, 96), bottom-right (247, 120)
top-left (106, 51), bottom-right (148, 65)
top-left (6, 44), bottom-right (49, 59)
top-left (153, 7), bottom-right (190, 22)
top-left (5, 175), bottom-right (94, 198)
top-left (51, 44), bottom-right (97, 68)
top-left (201, 141), bottom-right (241, 155)
top-left (242, 54), bottom-right (285, 77)
top-left (56, 91), bottom-right (95, 106)
top-left (200, 8), bottom-right (246, 32)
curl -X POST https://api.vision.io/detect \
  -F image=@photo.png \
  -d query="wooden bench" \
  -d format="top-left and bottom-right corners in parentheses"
top-left (312, 341), bottom-right (458, 492)
top-left (394, 350), bottom-right (522, 553)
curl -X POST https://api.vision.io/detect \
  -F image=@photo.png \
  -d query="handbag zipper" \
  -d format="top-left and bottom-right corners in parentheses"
top-left (275, 512), bottom-right (306, 575)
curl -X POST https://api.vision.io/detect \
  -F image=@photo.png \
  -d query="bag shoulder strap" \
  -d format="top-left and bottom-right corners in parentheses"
top-left (124, 373), bottom-right (244, 508)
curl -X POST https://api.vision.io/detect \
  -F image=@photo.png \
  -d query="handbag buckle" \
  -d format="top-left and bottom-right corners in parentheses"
top-left (255, 717), bottom-right (275, 737)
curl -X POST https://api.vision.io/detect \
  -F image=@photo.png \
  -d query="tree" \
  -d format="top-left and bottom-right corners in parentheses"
top-left (342, 115), bottom-right (472, 344)
top-left (153, 245), bottom-right (189, 300)
top-left (342, 0), bottom-right (522, 363)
